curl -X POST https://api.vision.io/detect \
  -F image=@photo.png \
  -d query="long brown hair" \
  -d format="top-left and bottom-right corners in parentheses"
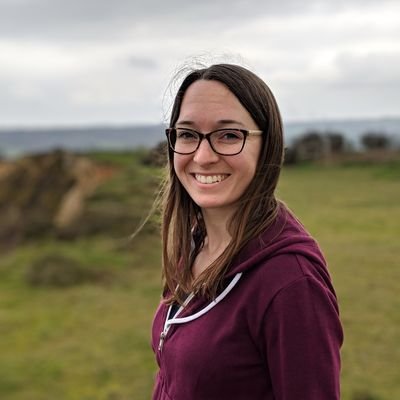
top-left (162, 64), bottom-right (284, 303)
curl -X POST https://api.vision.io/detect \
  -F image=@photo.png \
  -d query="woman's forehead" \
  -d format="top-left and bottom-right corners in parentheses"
top-left (177, 80), bottom-right (256, 129)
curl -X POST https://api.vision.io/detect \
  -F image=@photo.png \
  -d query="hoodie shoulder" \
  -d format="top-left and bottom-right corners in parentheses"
top-left (233, 207), bottom-right (326, 273)
top-left (230, 205), bottom-right (334, 297)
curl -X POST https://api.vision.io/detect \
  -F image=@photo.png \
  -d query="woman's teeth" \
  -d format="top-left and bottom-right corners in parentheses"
top-left (195, 174), bottom-right (227, 184)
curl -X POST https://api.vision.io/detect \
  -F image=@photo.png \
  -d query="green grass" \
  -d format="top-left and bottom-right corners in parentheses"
top-left (279, 163), bottom-right (400, 400)
top-left (0, 234), bottom-right (162, 400)
top-left (0, 156), bottom-right (399, 399)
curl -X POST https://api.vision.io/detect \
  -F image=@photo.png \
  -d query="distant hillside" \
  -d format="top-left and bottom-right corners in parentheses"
top-left (1, 118), bottom-right (400, 158)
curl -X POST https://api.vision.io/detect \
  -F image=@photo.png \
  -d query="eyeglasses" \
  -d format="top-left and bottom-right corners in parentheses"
top-left (165, 127), bottom-right (263, 156)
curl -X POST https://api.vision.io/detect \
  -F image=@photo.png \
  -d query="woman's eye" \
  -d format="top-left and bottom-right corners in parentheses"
top-left (177, 130), bottom-right (197, 140)
top-left (219, 130), bottom-right (242, 140)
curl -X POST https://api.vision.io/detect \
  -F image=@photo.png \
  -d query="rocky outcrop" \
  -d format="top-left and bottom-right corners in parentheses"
top-left (0, 150), bottom-right (99, 248)
top-left (54, 157), bottom-right (99, 230)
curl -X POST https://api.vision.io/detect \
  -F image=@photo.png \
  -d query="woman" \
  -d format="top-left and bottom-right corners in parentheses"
top-left (151, 64), bottom-right (343, 400)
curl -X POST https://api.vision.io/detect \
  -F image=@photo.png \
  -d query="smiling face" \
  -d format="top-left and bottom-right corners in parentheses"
top-left (173, 79), bottom-right (262, 216)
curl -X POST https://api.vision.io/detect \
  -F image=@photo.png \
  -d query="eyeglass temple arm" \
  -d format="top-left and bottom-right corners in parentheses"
top-left (247, 130), bottom-right (263, 136)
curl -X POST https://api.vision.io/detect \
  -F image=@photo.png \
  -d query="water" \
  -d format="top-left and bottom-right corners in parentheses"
top-left (0, 124), bottom-right (165, 159)
top-left (1, 118), bottom-right (399, 159)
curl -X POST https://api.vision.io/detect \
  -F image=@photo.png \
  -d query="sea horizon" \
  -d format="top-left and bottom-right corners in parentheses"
top-left (1, 116), bottom-right (400, 159)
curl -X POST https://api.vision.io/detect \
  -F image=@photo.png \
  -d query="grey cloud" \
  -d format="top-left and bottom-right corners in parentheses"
top-left (0, 72), bottom-right (161, 126)
top-left (0, 0), bottom-right (398, 126)
top-left (333, 51), bottom-right (400, 87)
top-left (127, 56), bottom-right (158, 69)
top-left (0, 0), bottom-right (392, 42)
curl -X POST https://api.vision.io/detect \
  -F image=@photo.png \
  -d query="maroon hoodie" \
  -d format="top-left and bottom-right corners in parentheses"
top-left (151, 207), bottom-right (343, 399)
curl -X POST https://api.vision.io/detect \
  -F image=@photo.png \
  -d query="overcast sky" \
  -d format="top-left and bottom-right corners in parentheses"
top-left (1, 0), bottom-right (399, 127)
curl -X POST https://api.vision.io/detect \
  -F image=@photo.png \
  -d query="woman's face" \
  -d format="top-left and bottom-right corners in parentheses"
top-left (173, 79), bottom-right (262, 215)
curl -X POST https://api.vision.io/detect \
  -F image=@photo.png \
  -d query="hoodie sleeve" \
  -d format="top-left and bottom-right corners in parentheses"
top-left (262, 274), bottom-right (343, 400)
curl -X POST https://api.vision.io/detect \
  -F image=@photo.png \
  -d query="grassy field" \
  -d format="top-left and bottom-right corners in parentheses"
top-left (0, 153), bottom-right (399, 399)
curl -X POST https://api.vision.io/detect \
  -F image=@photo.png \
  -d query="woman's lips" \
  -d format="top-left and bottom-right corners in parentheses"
top-left (193, 174), bottom-right (229, 184)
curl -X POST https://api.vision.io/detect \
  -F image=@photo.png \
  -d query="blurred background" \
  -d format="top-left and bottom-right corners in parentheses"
top-left (0, 0), bottom-right (399, 399)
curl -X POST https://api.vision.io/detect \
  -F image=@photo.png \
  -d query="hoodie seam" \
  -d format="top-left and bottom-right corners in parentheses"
top-left (294, 253), bottom-right (309, 276)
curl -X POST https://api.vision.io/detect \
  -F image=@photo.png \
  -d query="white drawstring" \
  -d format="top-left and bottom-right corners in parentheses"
top-left (158, 273), bottom-right (242, 351)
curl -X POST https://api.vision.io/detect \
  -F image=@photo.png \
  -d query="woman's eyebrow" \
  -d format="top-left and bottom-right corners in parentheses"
top-left (176, 119), bottom-right (245, 127)
top-left (216, 119), bottom-right (245, 127)
top-left (175, 120), bottom-right (195, 126)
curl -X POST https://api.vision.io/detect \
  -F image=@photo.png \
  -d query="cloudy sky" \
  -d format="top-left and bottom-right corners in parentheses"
top-left (1, 0), bottom-right (399, 127)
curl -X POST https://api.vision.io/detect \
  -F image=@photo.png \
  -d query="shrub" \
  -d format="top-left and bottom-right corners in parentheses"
top-left (141, 141), bottom-right (168, 167)
top-left (326, 131), bottom-right (346, 153)
top-left (287, 131), bottom-right (326, 163)
top-left (361, 132), bottom-right (391, 150)
top-left (26, 254), bottom-right (104, 287)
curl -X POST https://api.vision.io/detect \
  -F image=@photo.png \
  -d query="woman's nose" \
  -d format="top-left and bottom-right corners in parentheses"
top-left (193, 138), bottom-right (220, 164)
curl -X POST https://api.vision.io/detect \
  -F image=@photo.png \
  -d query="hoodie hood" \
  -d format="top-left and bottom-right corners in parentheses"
top-left (227, 205), bottom-right (329, 280)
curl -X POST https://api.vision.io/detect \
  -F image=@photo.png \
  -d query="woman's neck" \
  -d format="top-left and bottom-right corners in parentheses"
top-left (201, 207), bottom-right (233, 252)
top-left (191, 207), bottom-right (234, 279)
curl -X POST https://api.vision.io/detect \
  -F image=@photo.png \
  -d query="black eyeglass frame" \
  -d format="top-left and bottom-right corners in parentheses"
top-left (165, 127), bottom-right (263, 156)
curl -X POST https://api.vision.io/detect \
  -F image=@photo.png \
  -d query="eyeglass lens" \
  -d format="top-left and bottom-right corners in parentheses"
top-left (171, 129), bottom-right (245, 155)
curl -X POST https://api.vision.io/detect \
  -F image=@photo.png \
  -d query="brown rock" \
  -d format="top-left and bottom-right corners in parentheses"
top-left (0, 150), bottom-right (99, 248)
